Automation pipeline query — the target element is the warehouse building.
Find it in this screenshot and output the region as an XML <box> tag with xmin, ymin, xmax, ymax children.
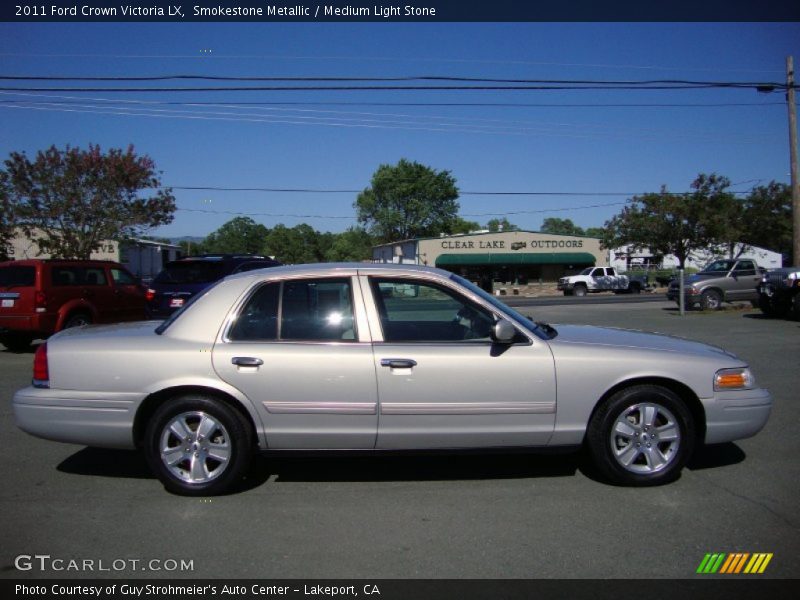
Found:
<box><xmin>373</xmin><ymin>230</ymin><xmax>605</xmax><ymax>287</ymax></box>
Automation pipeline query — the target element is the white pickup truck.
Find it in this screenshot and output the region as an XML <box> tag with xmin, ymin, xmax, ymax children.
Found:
<box><xmin>557</xmin><ymin>267</ymin><xmax>650</xmax><ymax>297</ymax></box>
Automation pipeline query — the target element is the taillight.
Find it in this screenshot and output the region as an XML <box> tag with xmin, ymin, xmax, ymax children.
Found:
<box><xmin>145</xmin><ymin>288</ymin><xmax>156</xmax><ymax>302</ymax></box>
<box><xmin>33</xmin><ymin>343</ymin><xmax>49</xmax><ymax>388</ymax></box>
<box><xmin>35</xmin><ymin>291</ymin><xmax>47</xmax><ymax>307</ymax></box>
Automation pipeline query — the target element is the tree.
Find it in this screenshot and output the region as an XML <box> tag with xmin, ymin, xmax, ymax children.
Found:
<box><xmin>0</xmin><ymin>170</ymin><xmax>17</xmax><ymax>260</ymax></box>
<box><xmin>602</xmin><ymin>174</ymin><xmax>738</xmax><ymax>269</ymax></box>
<box><xmin>325</xmin><ymin>227</ymin><xmax>375</xmax><ymax>262</ymax></box>
<box><xmin>355</xmin><ymin>159</ymin><xmax>460</xmax><ymax>242</ymax></box>
<box><xmin>4</xmin><ymin>144</ymin><xmax>175</xmax><ymax>259</ymax></box>
<box><xmin>486</xmin><ymin>217</ymin><xmax>519</xmax><ymax>232</ymax></box>
<box><xmin>451</xmin><ymin>217</ymin><xmax>481</xmax><ymax>234</ymax></box>
<box><xmin>262</xmin><ymin>223</ymin><xmax>324</xmax><ymax>264</ymax></box>
<box><xmin>203</xmin><ymin>217</ymin><xmax>268</xmax><ymax>255</ymax></box>
<box><xmin>540</xmin><ymin>217</ymin><xmax>585</xmax><ymax>236</ymax></box>
<box><xmin>584</xmin><ymin>227</ymin><xmax>606</xmax><ymax>239</ymax></box>
<box><xmin>740</xmin><ymin>182</ymin><xmax>792</xmax><ymax>264</ymax></box>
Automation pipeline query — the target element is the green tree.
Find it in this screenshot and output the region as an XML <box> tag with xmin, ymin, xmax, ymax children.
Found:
<box><xmin>263</xmin><ymin>223</ymin><xmax>324</xmax><ymax>264</ymax></box>
<box><xmin>203</xmin><ymin>217</ymin><xmax>268</xmax><ymax>255</ymax></box>
<box><xmin>486</xmin><ymin>217</ymin><xmax>519</xmax><ymax>232</ymax></box>
<box><xmin>540</xmin><ymin>217</ymin><xmax>585</xmax><ymax>236</ymax></box>
<box><xmin>4</xmin><ymin>144</ymin><xmax>175</xmax><ymax>259</ymax></box>
<box><xmin>326</xmin><ymin>227</ymin><xmax>375</xmax><ymax>262</ymax></box>
<box><xmin>741</xmin><ymin>182</ymin><xmax>792</xmax><ymax>263</ymax></box>
<box><xmin>0</xmin><ymin>171</ymin><xmax>17</xmax><ymax>260</ymax></box>
<box><xmin>584</xmin><ymin>227</ymin><xmax>606</xmax><ymax>239</ymax></box>
<box><xmin>355</xmin><ymin>159</ymin><xmax>460</xmax><ymax>242</ymax></box>
<box><xmin>602</xmin><ymin>174</ymin><xmax>737</xmax><ymax>269</ymax></box>
<box><xmin>451</xmin><ymin>217</ymin><xmax>481</xmax><ymax>234</ymax></box>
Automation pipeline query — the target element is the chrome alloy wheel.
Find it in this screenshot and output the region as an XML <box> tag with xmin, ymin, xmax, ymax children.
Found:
<box><xmin>609</xmin><ymin>403</ymin><xmax>681</xmax><ymax>474</ymax></box>
<box><xmin>159</xmin><ymin>411</ymin><xmax>232</xmax><ymax>484</ymax></box>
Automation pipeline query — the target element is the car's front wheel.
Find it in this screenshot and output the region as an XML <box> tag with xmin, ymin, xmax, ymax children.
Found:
<box><xmin>587</xmin><ymin>385</ymin><xmax>695</xmax><ymax>486</ymax></box>
<box><xmin>701</xmin><ymin>289</ymin><xmax>723</xmax><ymax>311</ymax></box>
<box><xmin>144</xmin><ymin>395</ymin><xmax>254</xmax><ymax>496</ymax></box>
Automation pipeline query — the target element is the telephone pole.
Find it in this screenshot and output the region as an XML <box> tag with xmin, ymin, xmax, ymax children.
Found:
<box><xmin>788</xmin><ymin>56</ymin><xmax>800</xmax><ymax>266</ymax></box>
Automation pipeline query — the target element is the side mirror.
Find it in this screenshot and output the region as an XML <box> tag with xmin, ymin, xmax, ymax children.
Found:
<box><xmin>492</xmin><ymin>319</ymin><xmax>516</xmax><ymax>344</ymax></box>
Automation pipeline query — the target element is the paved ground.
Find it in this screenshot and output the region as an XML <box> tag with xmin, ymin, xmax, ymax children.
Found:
<box><xmin>1</xmin><ymin>301</ymin><xmax>798</xmax><ymax>580</ymax></box>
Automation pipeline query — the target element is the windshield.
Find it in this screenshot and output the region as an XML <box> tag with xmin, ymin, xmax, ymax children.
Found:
<box><xmin>579</xmin><ymin>267</ymin><xmax>593</xmax><ymax>275</ymax></box>
<box><xmin>701</xmin><ymin>260</ymin><xmax>735</xmax><ymax>274</ymax></box>
<box><xmin>0</xmin><ymin>266</ymin><xmax>35</xmax><ymax>287</ymax></box>
<box><xmin>154</xmin><ymin>261</ymin><xmax>227</xmax><ymax>284</ymax></box>
<box><xmin>155</xmin><ymin>281</ymin><xmax>222</xmax><ymax>334</ymax></box>
<box><xmin>449</xmin><ymin>274</ymin><xmax>555</xmax><ymax>340</ymax></box>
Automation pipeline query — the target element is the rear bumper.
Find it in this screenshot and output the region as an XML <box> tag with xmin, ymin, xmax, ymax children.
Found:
<box><xmin>0</xmin><ymin>313</ymin><xmax>56</xmax><ymax>336</ymax></box>
<box><xmin>13</xmin><ymin>386</ymin><xmax>144</xmax><ymax>449</ymax></box>
<box><xmin>701</xmin><ymin>387</ymin><xmax>772</xmax><ymax>444</ymax></box>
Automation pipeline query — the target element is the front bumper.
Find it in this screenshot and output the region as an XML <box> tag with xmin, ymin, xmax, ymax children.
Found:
<box><xmin>701</xmin><ymin>387</ymin><xmax>772</xmax><ymax>444</ymax></box>
<box><xmin>13</xmin><ymin>386</ymin><xmax>145</xmax><ymax>449</ymax></box>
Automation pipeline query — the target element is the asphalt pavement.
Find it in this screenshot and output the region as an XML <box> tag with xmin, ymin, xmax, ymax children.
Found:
<box><xmin>1</xmin><ymin>299</ymin><xmax>798</xmax><ymax>580</ymax></box>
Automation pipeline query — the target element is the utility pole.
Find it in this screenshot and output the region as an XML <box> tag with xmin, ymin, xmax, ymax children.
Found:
<box><xmin>788</xmin><ymin>56</ymin><xmax>800</xmax><ymax>266</ymax></box>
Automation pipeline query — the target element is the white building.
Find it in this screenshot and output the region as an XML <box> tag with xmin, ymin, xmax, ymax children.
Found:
<box><xmin>609</xmin><ymin>243</ymin><xmax>782</xmax><ymax>272</ymax></box>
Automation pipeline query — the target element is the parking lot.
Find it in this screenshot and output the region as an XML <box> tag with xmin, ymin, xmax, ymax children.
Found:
<box><xmin>1</xmin><ymin>300</ymin><xmax>798</xmax><ymax>580</ymax></box>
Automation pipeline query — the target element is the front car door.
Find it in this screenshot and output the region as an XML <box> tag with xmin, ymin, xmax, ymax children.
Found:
<box><xmin>363</xmin><ymin>273</ymin><xmax>556</xmax><ymax>449</ymax></box>
<box><xmin>212</xmin><ymin>273</ymin><xmax>378</xmax><ymax>449</ymax></box>
<box><xmin>729</xmin><ymin>260</ymin><xmax>761</xmax><ymax>301</ymax></box>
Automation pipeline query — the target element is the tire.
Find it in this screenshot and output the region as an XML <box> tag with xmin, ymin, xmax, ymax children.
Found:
<box><xmin>701</xmin><ymin>289</ymin><xmax>722</xmax><ymax>311</ymax></box>
<box><xmin>629</xmin><ymin>283</ymin><xmax>641</xmax><ymax>294</ymax></box>
<box><xmin>144</xmin><ymin>395</ymin><xmax>254</xmax><ymax>496</ymax></box>
<box><xmin>63</xmin><ymin>312</ymin><xmax>92</xmax><ymax>329</ymax></box>
<box><xmin>0</xmin><ymin>333</ymin><xmax>34</xmax><ymax>352</ymax></box>
<box><xmin>586</xmin><ymin>385</ymin><xmax>695</xmax><ymax>486</ymax></box>
<box><xmin>791</xmin><ymin>293</ymin><xmax>800</xmax><ymax>321</ymax></box>
<box><xmin>573</xmin><ymin>284</ymin><xmax>587</xmax><ymax>298</ymax></box>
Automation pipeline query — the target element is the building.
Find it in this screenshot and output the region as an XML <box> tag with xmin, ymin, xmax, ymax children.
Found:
<box><xmin>5</xmin><ymin>229</ymin><xmax>181</xmax><ymax>283</ymax></box>
<box><xmin>373</xmin><ymin>230</ymin><xmax>605</xmax><ymax>286</ymax></box>
<box><xmin>609</xmin><ymin>243</ymin><xmax>782</xmax><ymax>272</ymax></box>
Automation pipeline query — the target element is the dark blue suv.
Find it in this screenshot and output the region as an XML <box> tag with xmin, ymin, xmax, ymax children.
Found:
<box><xmin>146</xmin><ymin>254</ymin><xmax>281</xmax><ymax>318</ymax></box>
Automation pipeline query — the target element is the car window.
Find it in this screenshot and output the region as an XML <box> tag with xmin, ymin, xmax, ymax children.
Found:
<box><xmin>0</xmin><ymin>265</ymin><xmax>35</xmax><ymax>287</ymax></box>
<box><xmin>733</xmin><ymin>261</ymin><xmax>756</xmax><ymax>276</ymax></box>
<box><xmin>111</xmin><ymin>268</ymin><xmax>136</xmax><ymax>285</ymax></box>
<box><xmin>701</xmin><ymin>260</ymin><xmax>735</xmax><ymax>273</ymax></box>
<box><xmin>229</xmin><ymin>278</ymin><xmax>356</xmax><ymax>342</ymax></box>
<box><xmin>370</xmin><ymin>278</ymin><xmax>495</xmax><ymax>343</ymax></box>
<box><xmin>154</xmin><ymin>261</ymin><xmax>227</xmax><ymax>284</ymax></box>
<box><xmin>51</xmin><ymin>266</ymin><xmax>107</xmax><ymax>286</ymax></box>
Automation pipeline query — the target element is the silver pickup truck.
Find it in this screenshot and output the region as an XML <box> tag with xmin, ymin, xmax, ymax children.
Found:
<box><xmin>667</xmin><ymin>259</ymin><xmax>765</xmax><ymax>310</ymax></box>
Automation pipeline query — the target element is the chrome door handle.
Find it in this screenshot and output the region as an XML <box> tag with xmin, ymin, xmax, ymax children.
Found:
<box><xmin>380</xmin><ymin>358</ymin><xmax>417</xmax><ymax>369</ymax></box>
<box><xmin>232</xmin><ymin>356</ymin><xmax>264</xmax><ymax>367</ymax></box>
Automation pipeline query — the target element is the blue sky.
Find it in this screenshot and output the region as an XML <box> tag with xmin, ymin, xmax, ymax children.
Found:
<box><xmin>1</xmin><ymin>22</ymin><xmax>798</xmax><ymax>238</ymax></box>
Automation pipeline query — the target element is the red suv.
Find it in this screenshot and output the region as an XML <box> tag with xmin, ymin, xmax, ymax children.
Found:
<box><xmin>0</xmin><ymin>259</ymin><xmax>146</xmax><ymax>351</ymax></box>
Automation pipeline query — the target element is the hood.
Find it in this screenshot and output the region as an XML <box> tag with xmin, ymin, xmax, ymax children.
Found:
<box><xmin>548</xmin><ymin>324</ymin><xmax>739</xmax><ymax>360</ymax></box>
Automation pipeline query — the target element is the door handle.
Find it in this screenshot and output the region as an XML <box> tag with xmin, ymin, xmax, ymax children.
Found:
<box><xmin>232</xmin><ymin>356</ymin><xmax>264</xmax><ymax>367</ymax></box>
<box><xmin>380</xmin><ymin>358</ymin><xmax>417</xmax><ymax>369</ymax></box>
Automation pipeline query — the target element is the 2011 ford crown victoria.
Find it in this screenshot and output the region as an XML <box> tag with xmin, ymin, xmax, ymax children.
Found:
<box><xmin>13</xmin><ymin>264</ymin><xmax>771</xmax><ymax>495</ymax></box>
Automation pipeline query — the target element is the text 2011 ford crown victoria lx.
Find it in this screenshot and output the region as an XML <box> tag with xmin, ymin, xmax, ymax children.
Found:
<box><xmin>13</xmin><ymin>264</ymin><xmax>771</xmax><ymax>495</ymax></box>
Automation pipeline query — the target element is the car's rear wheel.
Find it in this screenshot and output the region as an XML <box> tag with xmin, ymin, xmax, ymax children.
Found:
<box><xmin>587</xmin><ymin>385</ymin><xmax>695</xmax><ymax>486</ymax></box>
<box><xmin>701</xmin><ymin>289</ymin><xmax>722</xmax><ymax>311</ymax></box>
<box><xmin>144</xmin><ymin>395</ymin><xmax>253</xmax><ymax>496</ymax></box>
<box><xmin>63</xmin><ymin>312</ymin><xmax>92</xmax><ymax>329</ymax></box>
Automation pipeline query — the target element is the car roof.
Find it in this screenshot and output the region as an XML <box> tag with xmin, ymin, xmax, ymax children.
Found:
<box><xmin>224</xmin><ymin>262</ymin><xmax>452</xmax><ymax>282</ymax></box>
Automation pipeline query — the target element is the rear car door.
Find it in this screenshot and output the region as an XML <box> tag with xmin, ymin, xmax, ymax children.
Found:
<box><xmin>212</xmin><ymin>274</ymin><xmax>379</xmax><ymax>449</ymax></box>
<box><xmin>364</xmin><ymin>274</ymin><xmax>556</xmax><ymax>449</ymax></box>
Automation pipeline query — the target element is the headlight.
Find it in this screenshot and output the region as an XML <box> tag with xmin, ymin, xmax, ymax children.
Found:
<box><xmin>714</xmin><ymin>367</ymin><xmax>755</xmax><ymax>391</ymax></box>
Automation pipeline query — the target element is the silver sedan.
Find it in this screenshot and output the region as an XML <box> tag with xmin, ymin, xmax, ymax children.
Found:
<box><xmin>13</xmin><ymin>263</ymin><xmax>772</xmax><ymax>495</ymax></box>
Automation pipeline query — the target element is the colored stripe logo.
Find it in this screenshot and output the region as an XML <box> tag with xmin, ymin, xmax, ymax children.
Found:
<box><xmin>696</xmin><ymin>553</ymin><xmax>773</xmax><ymax>574</ymax></box>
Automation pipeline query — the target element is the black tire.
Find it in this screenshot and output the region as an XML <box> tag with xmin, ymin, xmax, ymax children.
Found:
<box><xmin>0</xmin><ymin>333</ymin><xmax>34</xmax><ymax>352</ymax></box>
<box><xmin>701</xmin><ymin>289</ymin><xmax>722</xmax><ymax>311</ymax></box>
<box><xmin>144</xmin><ymin>395</ymin><xmax>254</xmax><ymax>496</ymax></box>
<box><xmin>791</xmin><ymin>293</ymin><xmax>800</xmax><ymax>321</ymax></box>
<box><xmin>629</xmin><ymin>283</ymin><xmax>641</xmax><ymax>294</ymax></box>
<box><xmin>586</xmin><ymin>385</ymin><xmax>695</xmax><ymax>486</ymax></box>
<box><xmin>573</xmin><ymin>284</ymin><xmax>587</xmax><ymax>298</ymax></box>
<box><xmin>63</xmin><ymin>312</ymin><xmax>92</xmax><ymax>329</ymax></box>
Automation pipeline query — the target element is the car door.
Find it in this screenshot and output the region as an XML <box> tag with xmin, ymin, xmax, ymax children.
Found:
<box><xmin>109</xmin><ymin>266</ymin><xmax>145</xmax><ymax>321</ymax></box>
<box><xmin>363</xmin><ymin>275</ymin><xmax>556</xmax><ymax>449</ymax></box>
<box><xmin>729</xmin><ymin>260</ymin><xmax>761</xmax><ymax>301</ymax></box>
<box><xmin>212</xmin><ymin>275</ymin><xmax>379</xmax><ymax>449</ymax></box>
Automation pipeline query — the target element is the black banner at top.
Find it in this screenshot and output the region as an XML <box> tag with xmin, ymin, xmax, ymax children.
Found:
<box><xmin>3</xmin><ymin>1</ymin><xmax>800</xmax><ymax>23</ymax></box>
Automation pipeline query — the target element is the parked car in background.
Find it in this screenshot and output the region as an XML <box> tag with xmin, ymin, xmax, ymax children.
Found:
<box><xmin>0</xmin><ymin>259</ymin><xmax>145</xmax><ymax>352</ymax></box>
<box><xmin>667</xmin><ymin>259</ymin><xmax>766</xmax><ymax>310</ymax></box>
<box><xmin>13</xmin><ymin>263</ymin><xmax>771</xmax><ymax>495</ymax></box>
<box><xmin>757</xmin><ymin>266</ymin><xmax>800</xmax><ymax>320</ymax></box>
<box><xmin>145</xmin><ymin>254</ymin><xmax>281</xmax><ymax>318</ymax></box>
<box><xmin>557</xmin><ymin>266</ymin><xmax>650</xmax><ymax>296</ymax></box>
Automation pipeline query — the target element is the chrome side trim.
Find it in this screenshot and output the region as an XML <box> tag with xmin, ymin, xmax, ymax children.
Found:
<box><xmin>263</xmin><ymin>401</ymin><xmax>377</xmax><ymax>415</ymax></box>
<box><xmin>381</xmin><ymin>401</ymin><xmax>556</xmax><ymax>415</ymax></box>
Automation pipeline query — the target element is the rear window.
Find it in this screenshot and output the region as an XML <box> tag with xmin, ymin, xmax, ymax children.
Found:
<box><xmin>0</xmin><ymin>265</ymin><xmax>36</xmax><ymax>287</ymax></box>
<box><xmin>154</xmin><ymin>261</ymin><xmax>228</xmax><ymax>284</ymax></box>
